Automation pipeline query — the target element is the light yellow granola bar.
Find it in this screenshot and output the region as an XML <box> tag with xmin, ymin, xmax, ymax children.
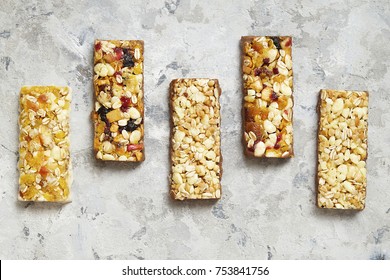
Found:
<box><xmin>170</xmin><ymin>78</ymin><xmax>222</xmax><ymax>200</ymax></box>
<box><xmin>317</xmin><ymin>90</ymin><xmax>368</xmax><ymax>210</ymax></box>
<box><xmin>18</xmin><ymin>86</ymin><xmax>72</xmax><ymax>202</ymax></box>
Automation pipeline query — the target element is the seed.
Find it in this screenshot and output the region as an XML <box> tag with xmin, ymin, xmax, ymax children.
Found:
<box><xmin>264</xmin><ymin>120</ymin><xmax>276</xmax><ymax>133</ymax></box>
<box><xmin>254</xmin><ymin>141</ymin><xmax>265</xmax><ymax>157</ymax></box>
<box><xmin>130</xmin><ymin>130</ymin><xmax>141</xmax><ymax>144</ymax></box>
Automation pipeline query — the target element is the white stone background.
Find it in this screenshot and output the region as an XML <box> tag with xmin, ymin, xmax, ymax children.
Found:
<box><xmin>0</xmin><ymin>0</ymin><xmax>389</xmax><ymax>260</ymax></box>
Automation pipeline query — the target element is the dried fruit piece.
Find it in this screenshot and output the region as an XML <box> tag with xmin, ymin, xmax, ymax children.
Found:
<box><xmin>123</xmin><ymin>48</ymin><xmax>134</xmax><ymax>68</ymax></box>
<box><xmin>93</xmin><ymin>40</ymin><xmax>144</xmax><ymax>162</ymax></box>
<box><xmin>241</xmin><ymin>36</ymin><xmax>294</xmax><ymax>158</ymax></box>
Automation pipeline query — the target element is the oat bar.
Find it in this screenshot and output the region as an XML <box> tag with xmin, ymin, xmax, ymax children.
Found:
<box><xmin>170</xmin><ymin>79</ymin><xmax>222</xmax><ymax>200</ymax></box>
<box><xmin>317</xmin><ymin>90</ymin><xmax>368</xmax><ymax>210</ymax></box>
<box><xmin>18</xmin><ymin>86</ymin><xmax>72</xmax><ymax>202</ymax></box>
<box><xmin>241</xmin><ymin>36</ymin><xmax>294</xmax><ymax>158</ymax></box>
<box><xmin>93</xmin><ymin>40</ymin><xmax>144</xmax><ymax>161</ymax></box>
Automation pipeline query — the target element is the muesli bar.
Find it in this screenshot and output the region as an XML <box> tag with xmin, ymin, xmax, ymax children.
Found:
<box><xmin>170</xmin><ymin>79</ymin><xmax>222</xmax><ymax>200</ymax></box>
<box><xmin>317</xmin><ymin>90</ymin><xmax>368</xmax><ymax>210</ymax></box>
<box><xmin>93</xmin><ymin>40</ymin><xmax>144</xmax><ymax>161</ymax></box>
<box><xmin>241</xmin><ymin>36</ymin><xmax>294</xmax><ymax>158</ymax></box>
<box><xmin>18</xmin><ymin>86</ymin><xmax>72</xmax><ymax>202</ymax></box>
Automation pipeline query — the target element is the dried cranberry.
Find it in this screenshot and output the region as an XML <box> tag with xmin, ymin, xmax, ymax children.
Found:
<box><xmin>114</xmin><ymin>47</ymin><xmax>123</xmax><ymax>60</ymax></box>
<box><xmin>122</xmin><ymin>48</ymin><xmax>134</xmax><ymax>67</ymax></box>
<box><xmin>120</xmin><ymin>96</ymin><xmax>131</xmax><ymax>112</ymax></box>
<box><xmin>271</xmin><ymin>91</ymin><xmax>279</xmax><ymax>101</ymax></box>
<box><xmin>94</xmin><ymin>42</ymin><xmax>102</xmax><ymax>51</ymax></box>
<box><xmin>263</xmin><ymin>58</ymin><xmax>270</xmax><ymax>65</ymax></box>
<box><xmin>274</xmin><ymin>134</ymin><xmax>282</xmax><ymax>149</ymax></box>
<box><xmin>271</xmin><ymin>36</ymin><xmax>281</xmax><ymax>49</ymax></box>
<box><xmin>285</xmin><ymin>38</ymin><xmax>292</xmax><ymax>47</ymax></box>
<box><xmin>127</xmin><ymin>144</ymin><xmax>143</xmax><ymax>152</ymax></box>
<box><xmin>273</xmin><ymin>68</ymin><xmax>279</xmax><ymax>75</ymax></box>
<box><xmin>97</xmin><ymin>106</ymin><xmax>111</xmax><ymax>122</ymax></box>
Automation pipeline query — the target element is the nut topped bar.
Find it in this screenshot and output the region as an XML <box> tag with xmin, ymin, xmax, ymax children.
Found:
<box><xmin>18</xmin><ymin>86</ymin><xmax>72</xmax><ymax>202</ymax></box>
<box><xmin>93</xmin><ymin>40</ymin><xmax>144</xmax><ymax>161</ymax></box>
<box><xmin>317</xmin><ymin>90</ymin><xmax>368</xmax><ymax>210</ymax></box>
<box><xmin>241</xmin><ymin>36</ymin><xmax>294</xmax><ymax>158</ymax></box>
<box><xmin>170</xmin><ymin>79</ymin><xmax>222</xmax><ymax>200</ymax></box>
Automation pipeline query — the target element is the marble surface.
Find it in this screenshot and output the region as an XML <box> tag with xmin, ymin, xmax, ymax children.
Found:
<box><xmin>0</xmin><ymin>0</ymin><xmax>389</xmax><ymax>260</ymax></box>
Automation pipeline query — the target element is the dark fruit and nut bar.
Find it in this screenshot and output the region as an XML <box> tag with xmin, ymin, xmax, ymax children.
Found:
<box><xmin>170</xmin><ymin>79</ymin><xmax>222</xmax><ymax>200</ymax></box>
<box><xmin>241</xmin><ymin>36</ymin><xmax>294</xmax><ymax>158</ymax></box>
<box><xmin>18</xmin><ymin>86</ymin><xmax>72</xmax><ymax>202</ymax></box>
<box><xmin>93</xmin><ymin>40</ymin><xmax>144</xmax><ymax>161</ymax></box>
<box><xmin>317</xmin><ymin>90</ymin><xmax>368</xmax><ymax>210</ymax></box>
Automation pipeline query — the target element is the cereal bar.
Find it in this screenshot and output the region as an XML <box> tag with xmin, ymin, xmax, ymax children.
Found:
<box><xmin>18</xmin><ymin>86</ymin><xmax>72</xmax><ymax>202</ymax></box>
<box><xmin>241</xmin><ymin>36</ymin><xmax>294</xmax><ymax>158</ymax></box>
<box><xmin>170</xmin><ymin>79</ymin><xmax>222</xmax><ymax>200</ymax></box>
<box><xmin>317</xmin><ymin>90</ymin><xmax>368</xmax><ymax>210</ymax></box>
<box><xmin>93</xmin><ymin>40</ymin><xmax>144</xmax><ymax>161</ymax></box>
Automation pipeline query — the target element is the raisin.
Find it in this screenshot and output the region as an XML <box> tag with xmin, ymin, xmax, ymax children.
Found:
<box><xmin>271</xmin><ymin>91</ymin><xmax>279</xmax><ymax>101</ymax></box>
<box><xmin>94</xmin><ymin>42</ymin><xmax>101</xmax><ymax>51</ymax></box>
<box><xmin>98</xmin><ymin>84</ymin><xmax>108</xmax><ymax>93</ymax></box>
<box><xmin>97</xmin><ymin>106</ymin><xmax>111</xmax><ymax>122</ymax></box>
<box><xmin>119</xmin><ymin>119</ymin><xmax>139</xmax><ymax>132</ymax></box>
<box><xmin>104</xmin><ymin>126</ymin><xmax>111</xmax><ymax>135</ymax></box>
<box><xmin>114</xmin><ymin>47</ymin><xmax>123</xmax><ymax>60</ymax></box>
<box><xmin>126</xmin><ymin>119</ymin><xmax>139</xmax><ymax>132</ymax></box>
<box><xmin>122</xmin><ymin>48</ymin><xmax>134</xmax><ymax>67</ymax></box>
<box><xmin>263</xmin><ymin>58</ymin><xmax>270</xmax><ymax>65</ymax></box>
<box><xmin>254</xmin><ymin>67</ymin><xmax>272</xmax><ymax>77</ymax></box>
<box><xmin>245</xmin><ymin>122</ymin><xmax>263</xmax><ymax>140</ymax></box>
<box><xmin>273</xmin><ymin>67</ymin><xmax>279</xmax><ymax>75</ymax></box>
<box><xmin>285</xmin><ymin>38</ymin><xmax>292</xmax><ymax>47</ymax></box>
<box><xmin>270</xmin><ymin>36</ymin><xmax>281</xmax><ymax>49</ymax></box>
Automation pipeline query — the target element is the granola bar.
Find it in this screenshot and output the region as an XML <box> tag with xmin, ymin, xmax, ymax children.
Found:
<box><xmin>317</xmin><ymin>90</ymin><xmax>368</xmax><ymax>210</ymax></box>
<box><xmin>170</xmin><ymin>79</ymin><xmax>222</xmax><ymax>200</ymax></box>
<box><xmin>18</xmin><ymin>86</ymin><xmax>72</xmax><ymax>202</ymax></box>
<box><xmin>93</xmin><ymin>40</ymin><xmax>144</xmax><ymax>161</ymax></box>
<box><xmin>241</xmin><ymin>36</ymin><xmax>294</xmax><ymax>158</ymax></box>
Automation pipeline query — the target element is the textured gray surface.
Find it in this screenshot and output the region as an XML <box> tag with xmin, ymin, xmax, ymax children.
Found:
<box><xmin>0</xmin><ymin>0</ymin><xmax>389</xmax><ymax>260</ymax></box>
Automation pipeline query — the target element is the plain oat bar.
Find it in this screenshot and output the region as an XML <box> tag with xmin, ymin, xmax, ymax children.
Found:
<box><xmin>93</xmin><ymin>40</ymin><xmax>144</xmax><ymax>161</ymax></box>
<box><xmin>18</xmin><ymin>86</ymin><xmax>72</xmax><ymax>202</ymax></box>
<box><xmin>170</xmin><ymin>79</ymin><xmax>222</xmax><ymax>200</ymax></box>
<box><xmin>317</xmin><ymin>90</ymin><xmax>368</xmax><ymax>210</ymax></box>
<box><xmin>241</xmin><ymin>36</ymin><xmax>294</xmax><ymax>158</ymax></box>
